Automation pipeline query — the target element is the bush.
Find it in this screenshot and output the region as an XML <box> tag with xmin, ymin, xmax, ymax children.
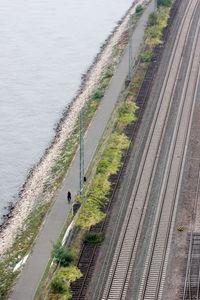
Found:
<box><xmin>84</xmin><ymin>232</ymin><xmax>103</xmax><ymax>244</ymax></box>
<box><xmin>158</xmin><ymin>0</ymin><xmax>172</xmax><ymax>7</ymax></box>
<box><xmin>140</xmin><ymin>49</ymin><xmax>153</xmax><ymax>62</ymax></box>
<box><xmin>135</xmin><ymin>4</ymin><xmax>143</xmax><ymax>14</ymax></box>
<box><xmin>104</xmin><ymin>70</ymin><xmax>113</xmax><ymax>78</ymax></box>
<box><xmin>51</xmin><ymin>241</ymin><xmax>74</xmax><ymax>267</ymax></box>
<box><xmin>147</xmin><ymin>12</ymin><xmax>158</xmax><ymax>26</ymax></box>
<box><xmin>93</xmin><ymin>89</ymin><xmax>103</xmax><ymax>99</ymax></box>
<box><xmin>50</xmin><ymin>276</ymin><xmax>66</xmax><ymax>294</ymax></box>
<box><xmin>100</xmin><ymin>78</ymin><xmax>109</xmax><ymax>89</ymax></box>
<box><xmin>50</xmin><ymin>266</ymin><xmax>82</xmax><ymax>298</ymax></box>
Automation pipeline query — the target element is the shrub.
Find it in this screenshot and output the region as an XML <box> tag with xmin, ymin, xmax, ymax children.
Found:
<box><xmin>50</xmin><ymin>276</ymin><xmax>66</xmax><ymax>294</ymax></box>
<box><xmin>145</xmin><ymin>25</ymin><xmax>163</xmax><ymax>46</ymax></box>
<box><xmin>104</xmin><ymin>70</ymin><xmax>113</xmax><ymax>78</ymax></box>
<box><xmin>93</xmin><ymin>89</ymin><xmax>102</xmax><ymax>99</ymax></box>
<box><xmin>50</xmin><ymin>266</ymin><xmax>82</xmax><ymax>298</ymax></box>
<box><xmin>51</xmin><ymin>241</ymin><xmax>74</xmax><ymax>267</ymax></box>
<box><xmin>100</xmin><ymin>78</ymin><xmax>109</xmax><ymax>89</ymax></box>
<box><xmin>84</xmin><ymin>232</ymin><xmax>104</xmax><ymax>244</ymax></box>
<box><xmin>140</xmin><ymin>49</ymin><xmax>153</xmax><ymax>62</ymax></box>
<box><xmin>158</xmin><ymin>0</ymin><xmax>172</xmax><ymax>7</ymax></box>
<box><xmin>147</xmin><ymin>12</ymin><xmax>158</xmax><ymax>26</ymax></box>
<box><xmin>135</xmin><ymin>4</ymin><xmax>143</xmax><ymax>14</ymax></box>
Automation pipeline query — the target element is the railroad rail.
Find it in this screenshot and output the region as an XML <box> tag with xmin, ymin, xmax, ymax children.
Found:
<box><xmin>99</xmin><ymin>1</ymin><xmax>200</xmax><ymax>299</ymax></box>
<box><xmin>70</xmin><ymin>8</ymin><xmax>167</xmax><ymax>300</ymax></box>
<box><xmin>71</xmin><ymin>0</ymin><xmax>200</xmax><ymax>299</ymax></box>
<box><xmin>183</xmin><ymin>167</ymin><xmax>200</xmax><ymax>300</ymax></box>
<box><xmin>71</xmin><ymin>39</ymin><xmax>160</xmax><ymax>300</ymax></box>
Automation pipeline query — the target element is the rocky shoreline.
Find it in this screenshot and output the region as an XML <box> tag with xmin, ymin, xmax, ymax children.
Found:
<box><xmin>0</xmin><ymin>0</ymin><xmax>147</xmax><ymax>255</ymax></box>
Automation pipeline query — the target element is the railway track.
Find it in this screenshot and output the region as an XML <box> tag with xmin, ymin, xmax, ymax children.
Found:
<box><xmin>98</xmin><ymin>1</ymin><xmax>200</xmax><ymax>299</ymax></box>
<box><xmin>71</xmin><ymin>0</ymin><xmax>200</xmax><ymax>299</ymax></box>
<box><xmin>71</xmin><ymin>37</ymin><xmax>159</xmax><ymax>300</ymax></box>
<box><xmin>182</xmin><ymin>165</ymin><xmax>200</xmax><ymax>299</ymax></box>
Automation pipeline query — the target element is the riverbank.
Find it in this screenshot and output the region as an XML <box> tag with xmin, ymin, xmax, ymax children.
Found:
<box><xmin>0</xmin><ymin>0</ymin><xmax>148</xmax><ymax>256</ymax></box>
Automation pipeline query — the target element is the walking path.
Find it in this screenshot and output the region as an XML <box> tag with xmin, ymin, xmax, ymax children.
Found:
<box><xmin>9</xmin><ymin>2</ymin><xmax>154</xmax><ymax>299</ymax></box>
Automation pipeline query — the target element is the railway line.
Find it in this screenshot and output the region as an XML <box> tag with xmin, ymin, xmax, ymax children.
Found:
<box><xmin>71</xmin><ymin>0</ymin><xmax>200</xmax><ymax>299</ymax></box>
<box><xmin>183</xmin><ymin>166</ymin><xmax>200</xmax><ymax>300</ymax></box>
<box><xmin>96</xmin><ymin>1</ymin><xmax>200</xmax><ymax>299</ymax></box>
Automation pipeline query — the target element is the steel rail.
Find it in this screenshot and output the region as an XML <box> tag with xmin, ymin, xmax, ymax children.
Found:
<box><xmin>74</xmin><ymin>28</ymin><xmax>156</xmax><ymax>300</ymax></box>
<box><xmin>140</xmin><ymin>20</ymin><xmax>200</xmax><ymax>300</ymax></box>
<box><xmin>183</xmin><ymin>145</ymin><xmax>200</xmax><ymax>298</ymax></box>
<box><xmin>196</xmin><ymin>258</ymin><xmax>200</xmax><ymax>299</ymax></box>
<box><xmin>103</xmin><ymin>1</ymin><xmax>197</xmax><ymax>299</ymax></box>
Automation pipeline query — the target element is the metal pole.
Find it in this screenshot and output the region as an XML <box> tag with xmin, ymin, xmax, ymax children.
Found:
<box><xmin>129</xmin><ymin>14</ymin><xmax>133</xmax><ymax>82</ymax></box>
<box><xmin>155</xmin><ymin>0</ymin><xmax>157</xmax><ymax>11</ymax></box>
<box><xmin>79</xmin><ymin>108</ymin><xmax>84</xmax><ymax>202</ymax></box>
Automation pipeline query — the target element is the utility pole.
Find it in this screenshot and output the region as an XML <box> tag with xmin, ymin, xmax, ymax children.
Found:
<box><xmin>155</xmin><ymin>0</ymin><xmax>157</xmax><ymax>11</ymax></box>
<box><xmin>128</xmin><ymin>14</ymin><xmax>133</xmax><ymax>82</ymax></box>
<box><xmin>79</xmin><ymin>108</ymin><xmax>84</xmax><ymax>202</ymax></box>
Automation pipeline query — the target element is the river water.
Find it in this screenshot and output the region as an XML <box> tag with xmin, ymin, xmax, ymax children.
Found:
<box><xmin>0</xmin><ymin>0</ymin><xmax>135</xmax><ymax>220</ymax></box>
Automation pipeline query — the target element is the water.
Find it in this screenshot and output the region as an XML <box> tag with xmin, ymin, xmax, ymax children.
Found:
<box><xmin>0</xmin><ymin>0</ymin><xmax>134</xmax><ymax>219</ymax></box>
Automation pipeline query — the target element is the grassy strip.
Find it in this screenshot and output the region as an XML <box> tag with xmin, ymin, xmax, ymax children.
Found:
<box><xmin>77</xmin><ymin>101</ymin><xmax>138</xmax><ymax>228</ymax></box>
<box><xmin>0</xmin><ymin>203</ymin><xmax>51</xmax><ymax>299</ymax></box>
<box><xmin>46</xmin><ymin>99</ymin><xmax>138</xmax><ymax>300</ymax></box>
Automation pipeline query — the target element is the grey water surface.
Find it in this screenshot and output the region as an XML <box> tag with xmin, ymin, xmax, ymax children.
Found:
<box><xmin>0</xmin><ymin>0</ymin><xmax>135</xmax><ymax>221</ymax></box>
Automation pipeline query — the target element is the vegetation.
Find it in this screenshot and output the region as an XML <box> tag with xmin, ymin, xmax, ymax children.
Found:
<box><xmin>84</xmin><ymin>232</ymin><xmax>103</xmax><ymax>244</ymax></box>
<box><xmin>158</xmin><ymin>0</ymin><xmax>172</xmax><ymax>7</ymax></box>
<box><xmin>77</xmin><ymin>101</ymin><xmax>138</xmax><ymax>228</ymax></box>
<box><xmin>51</xmin><ymin>241</ymin><xmax>74</xmax><ymax>267</ymax></box>
<box><xmin>145</xmin><ymin>6</ymin><xmax>170</xmax><ymax>47</ymax></box>
<box><xmin>50</xmin><ymin>266</ymin><xmax>82</xmax><ymax>299</ymax></box>
<box><xmin>135</xmin><ymin>4</ymin><xmax>143</xmax><ymax>14</ymax></box>
<box><xmin>140</xmin><ymin>49</ymin><xmax>153</xmax><ymax>62</ymax></box>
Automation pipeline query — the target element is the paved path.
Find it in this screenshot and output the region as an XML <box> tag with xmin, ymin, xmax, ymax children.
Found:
<box><xmin>9</xmin><ymin>2</ymin><xmax>154</xmax><ymax>299</ymax></box>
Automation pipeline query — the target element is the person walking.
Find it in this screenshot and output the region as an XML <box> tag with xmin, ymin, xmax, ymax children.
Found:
<box><xmin>67</xmin><ymin>191</ymin><xmax>71</xmax><ymax>203</ymax></box>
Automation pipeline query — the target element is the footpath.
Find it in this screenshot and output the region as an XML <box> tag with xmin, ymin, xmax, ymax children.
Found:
<box><xmin>9</xmin><ymin>1</ymin><xmax>154</xmax><ymax>299</ymax></box>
